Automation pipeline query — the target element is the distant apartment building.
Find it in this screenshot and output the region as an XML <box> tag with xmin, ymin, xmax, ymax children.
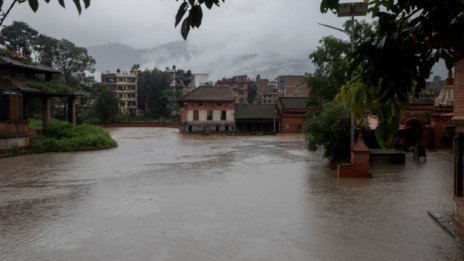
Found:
<box><xmin>192</xmin><ymin>73</ymin><xmax>210</xmax><ymax>88</ymax></box>
<box><xmin>101</xmin><ymin>69</ymin><xmax>138</xmax><ymax>115</ymax></box>
<box><xmin>255</xmin><ymin>75</ymin><xmax>279</xmax><ymax>104</ymax></box>
<box><xmin>277</xmin><ymin>75</ymin><xmax>309</xmax><ymax>97</ymax></box>
<box><xmin>178</xmin><ymin>86</ymin><xmax>235</xmax><ymax>133</ymax></box>
<box><xmin>216</xmin><ymin>75</ymin><xmax>254</xmax><ymax>104</ymax></box>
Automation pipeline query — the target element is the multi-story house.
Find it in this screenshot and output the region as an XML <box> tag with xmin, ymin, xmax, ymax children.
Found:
<box><xmin>101</xmin><ymin>69</ymin><xmax>138</xmax><ymax>115</ymax></box>
<box><xmin>277</xmin><ymin>75</ymin><xmax>309</xmax><ymax>98</ymax></box>
<box><xmin>178</xmin><ymin>86</ymin><xmax>235</xmax><ymax>133</ymax></box>
<box><xmin>216</xmin><ymin>75</ymin><xmax>251</xmax><ymax>104</ymax></box>
<box><xmin>255</xmin><ymin>75</ymin><xmax>279</xmax><ymax>104</ymax></box>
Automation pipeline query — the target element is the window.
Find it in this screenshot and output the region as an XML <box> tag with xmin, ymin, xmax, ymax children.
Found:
<box><xmin>193</xmin><ymin>110</ymin><xmax>199</xmax><ymax>121</ymax></box>
<box><xmin>221</xmin><ymin>111</ymin><xmax>226</xmax><ymax>120</ymax></box>
<box><xmin>207</xmin><ymin>110</ymin><xmax>213</xmax><ymax>121</ymax></box>
<box><xmin>216</xmin><ymin>102</ymin><xmax>222</xmax><ymax>106</ymax></box>
<box><xmin>198</xmin><ymin>103</ymin><xmax>203</xmax><ymax>106</ymax></box>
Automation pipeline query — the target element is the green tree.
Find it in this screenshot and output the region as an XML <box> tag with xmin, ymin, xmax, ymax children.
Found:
<box><xmin>0</xmin><ymin>21</ymin><xmax>38</xmax><ymax>57</ymax></box>
<box><xmin>306</xmin><ymin>35</ymin><xmax>350</xmax><ymax>108</ymax></box>
<box><xmin>52</xmin><ymin>38</ymin><xmax>96</xmax><ymax>89</ymax></box>
<box><xmin>137</xmin><ymin>69</ymin><xmax>170</xmax><ymax>119</ymax></box>
<box><xmin>1</xmin><ymin>21</ymin><xmax>96</xmax><ymax>90</ymax></box>
<box><xmin>320</xmin><ymin>0</ymin><xmax>464</xmax><ymax>103</ymax></box>
<box><xmin>305</xmin><ymin>101</ymin><xmax>351</xmax><ymax>161</ymax></box>
<box><xmin>34</xmin><ymin>34</ymin><xmax>59</xmax><ymax>66</ymax></box>
<box><xmin>94</xmin><ymin>84</ymin><xmax>119</xmax><ymax>123</ymax></box>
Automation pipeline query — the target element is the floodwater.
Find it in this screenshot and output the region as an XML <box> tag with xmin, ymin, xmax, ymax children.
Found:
<box><xmin>0</xmin><ymin>127</ymin><xmax>462</xmax><ymax>261</ymax></box>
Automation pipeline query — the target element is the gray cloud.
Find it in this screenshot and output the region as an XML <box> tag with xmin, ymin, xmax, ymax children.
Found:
<box><xmin>4</xmin><ymin>0</ymin><xmax>447</xmax><ymax>81</ymax></box>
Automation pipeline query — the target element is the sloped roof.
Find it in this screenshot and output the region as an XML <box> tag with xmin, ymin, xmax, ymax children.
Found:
<box><xmin>0</xmin><ymin>78</ymin><xmax>77</xmax><ymax>97</ymax></box>
<box><xmin>434</xmin><ymin>84</ymin><xmax>453</xmax><ymax>107</ymax></box>
<box><xmin>178</xmin><ymin>86</ymin><xmax>234</xmax><ymax>103</ymax></box>
<box><xmin>0</xmin><ymin>56</ymin><xmax>61</xmax><ymax>74</ymax></box>
<box><xmin>278</xmin><ymin>97</ymin><xmax>307</xmax><ymax>109</ymax></box>
<box><xmin>235</xmin><ymin>104</ymin><xmax>276</xmax><ymax>119</ymax></box>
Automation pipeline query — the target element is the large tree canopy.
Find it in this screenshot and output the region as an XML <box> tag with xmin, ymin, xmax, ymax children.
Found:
<box><xmin>320</xmin><ymin>0</ymin><xmax>464</xmax><ymax>103</ymax></box>
<box><xmin>0</xmin><ymin>21</ymin><xmax>37</xmax><ymax>57</ymax></box>
<box><xmin>0</xmin><ymin>21</ymin><xmax>96</xmax><ymax>90</ymax></box>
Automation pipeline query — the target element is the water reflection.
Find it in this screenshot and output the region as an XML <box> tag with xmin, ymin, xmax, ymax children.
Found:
<box><xmin>0</xmin><ymin>128</ymin><xmax>462</xmax><ymax>260</ymax></box>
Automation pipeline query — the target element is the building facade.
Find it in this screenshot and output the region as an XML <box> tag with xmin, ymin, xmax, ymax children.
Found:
<box><xmin>277</xmin><ymin>75</ymin><xmax>310</xmax><ymax>98</ymax></box>
<box><xmin>216</xmin><ymin>75</ymin><xmax>252</xmax><ymax>104</ymax></box>
<box><xmin>276</xmin><ymin>97</ymin><xmax>313</xmax><ymax>133</ymax></box>
<box><xmin>178</xmin><ymin>86</ymin><xmax>235</xmax><ymax>133</ymax></box>
<box><xmin>101</xmin><ymin>69</ymin><xmax>138</xmax><ymax>115</ymax></box>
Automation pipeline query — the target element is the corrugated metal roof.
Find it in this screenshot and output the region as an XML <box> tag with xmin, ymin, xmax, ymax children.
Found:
<box><xmin>178</xmin><ymin>86</ymin><xmax>234</xmax><ymax>103</ymax></box>
<box><xmin>235</xmin><ymin>104</ymin><xmax>276</xmax><ymax>119</ymax></box>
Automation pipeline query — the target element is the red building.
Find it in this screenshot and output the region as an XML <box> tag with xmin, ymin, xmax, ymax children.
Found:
<box><xmin>276</xmin><ymin>97</ymin><xmax>313</xmax><ymax>133</ymax></box>
<box><xmin>277</xmin><ymin>75</ymin><xmax>310</xmax><ymax>98</ymax></box>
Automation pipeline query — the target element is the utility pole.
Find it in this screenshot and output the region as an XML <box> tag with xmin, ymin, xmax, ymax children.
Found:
<box><xmin>319</xmin><ymin>1</ymin><xmax>367</xmax><ymax>158</ymax></box>
<box><xmin>338</xmin><ymin>2</ymin><xmax>367</xmax><ymax>149</ymax></box>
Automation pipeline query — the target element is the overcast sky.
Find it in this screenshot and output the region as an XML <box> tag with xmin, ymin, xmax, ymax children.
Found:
<box><xmin>4</xmin><ymin>0</ymin><xmax>446</xmax><ymax>80</ymax></box>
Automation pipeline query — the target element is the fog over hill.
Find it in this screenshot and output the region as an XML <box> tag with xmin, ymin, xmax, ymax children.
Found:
<box><xmin>87</xmin><ymin>41</ymin><xmax>312</xmax><ymax>81</ymax></box>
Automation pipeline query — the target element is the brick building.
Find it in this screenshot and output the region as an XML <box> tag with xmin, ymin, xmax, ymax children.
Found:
<box><xmin>255</xmin><ymin>75</ymin><xmax>279</xmax><ymax>104</ymax></box>
<box><xmin>276</xmin><ymin>97</ymin><xmax>314</xmax><ymax>133</ymax></box>
<box><xmin>178</xmin><ymin>86</ymin><xmax>235</xmax><ymax>133</ymax></box>
<box><xmin>216</xmin><ymin>75</ymin><xmax>253</xmax><ymax>104</ymax></box>
<box><xmin>277</xmin><ymin>75</ymin><xmax>310</xmax><ymax>98</ymax></box>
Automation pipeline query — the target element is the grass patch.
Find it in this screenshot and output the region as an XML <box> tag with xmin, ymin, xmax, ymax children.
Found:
<box><xmin>29</xmin><ymin>120</ymin><xmax>117</xmax><ymax>153</ymax></box>
<box><xmin>28</xmin><ymin>118</ymin><xmax>43</xmax><ymax>130</ymax></box>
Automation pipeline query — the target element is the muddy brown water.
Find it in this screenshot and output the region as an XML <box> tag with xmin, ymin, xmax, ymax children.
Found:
<box><xmin>0</xmin><ymin>127</ymin><xmax>463</xmax><ymax>260</ymax></box>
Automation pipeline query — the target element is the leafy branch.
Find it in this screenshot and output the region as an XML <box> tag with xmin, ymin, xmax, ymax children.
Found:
<box><xmin>0</xmin><ymin>0</ymin><xmax>91</xmax><ymax>26</ymax></box>
<box><xmin>175</xmin><ymin>0</ymin><xmax>225</xmax><ymax>40</ymax></box>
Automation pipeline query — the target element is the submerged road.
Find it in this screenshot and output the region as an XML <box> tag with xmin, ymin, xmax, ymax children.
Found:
<box><xmin>0</xmin><ymin>127</ymin><xmax>462</xmax><ymax>260</ymax></box>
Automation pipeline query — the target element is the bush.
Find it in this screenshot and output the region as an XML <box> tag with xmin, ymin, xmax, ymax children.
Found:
<box><xmin>305</xmin><ymin>101</ymin><xmax>351</xmax><ymax>161</ymax></box>
<box><xmin>29</xmin><ymin>120</ymin><xmax>117</xmax><ymax>153</ymax></box>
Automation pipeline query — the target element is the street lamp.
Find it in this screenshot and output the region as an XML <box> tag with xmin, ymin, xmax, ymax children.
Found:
<box><xmin>318</xmin><ymin>1</ymin><xmax>367</xmax><ymax>157</ymax></box>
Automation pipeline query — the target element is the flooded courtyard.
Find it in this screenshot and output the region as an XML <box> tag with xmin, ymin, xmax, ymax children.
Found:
<box><xmin>0</xmin><ymin>127</ymin><xmax>463</xmax><ymax>260</ymax></box>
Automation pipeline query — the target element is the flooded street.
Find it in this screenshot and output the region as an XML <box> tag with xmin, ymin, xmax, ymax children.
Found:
<box><xmin>0</xmin><ymin>127</ymin><xmax>462</xmax><ymax>260</ymax></box>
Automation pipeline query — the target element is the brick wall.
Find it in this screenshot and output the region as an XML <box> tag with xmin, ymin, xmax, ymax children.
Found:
<box><xmin>455</xmin><ymin>60</ymin><xmax>464</xmax><ymax>117</ymax></box>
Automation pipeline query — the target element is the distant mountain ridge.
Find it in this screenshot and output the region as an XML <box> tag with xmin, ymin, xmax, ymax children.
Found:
<box><xmin>87</xmin><ymin>41</ymin><xmax>311</xmax><ymax>80</ymax></box>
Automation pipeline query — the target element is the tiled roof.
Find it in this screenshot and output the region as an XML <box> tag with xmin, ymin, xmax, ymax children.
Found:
<box><xmin>434</xmin><ymin>84</ymin><xmax>453</xmax><ymax>107</ymax></box>
<box><xmin>278</xmin><ymin>97</ymin><xmax>307</xmax><ymax>109</ymax></box>
<box><xmin>178</xmin><ymin>86</ymin><xmax>234</xmax><ymax>103</ymax></box>
<box><xmin>0</xmin><ymin>78</ymin><xmax>77</xmax><ymax>97</ymax></box>
<box><xmin>0</xmin><ymin>56</ymin><xmax>61</xmax><ymax>74</ymax></box>
<box><xmin>235</xmin><ymin>104</ymin><xmax>276</xmax><ymax>119</ymax></box>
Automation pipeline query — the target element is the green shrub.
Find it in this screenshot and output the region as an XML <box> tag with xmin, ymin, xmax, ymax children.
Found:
<box><xmin>29</xmin><ymin>120</ymin><xmax>117</xmax><ymax>153</ymax></box>
<box><xmin>305</xmin><ymin>101</ymin><xmax>351</xmax><ymax>161</ymax></box>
